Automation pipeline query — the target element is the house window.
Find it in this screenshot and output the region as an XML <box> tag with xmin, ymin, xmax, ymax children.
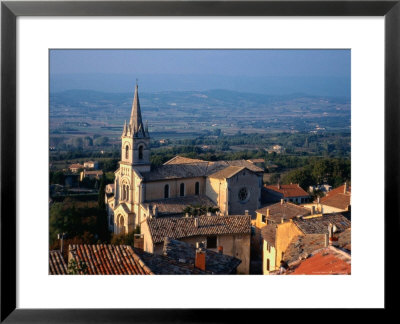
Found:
<box><xmin>164</xmin><ymin>184</ymin><xmax>169</xmax><ymax>199</ymax></box>
<box><xmin>206</xmin><ymin>236</ymin><xmax>217</xmax><ymax>249</ymax></box>
<box><xmin>180</xmin><ymin>183</ymin><xmax>185</xmax><ymax>197</ymax></box>
<box><xmin>195</xmin><ymin>182</ymin><xmax>200</xmax><ymax>195</ymax></box>
<box><xmin>262</xmin><ymin>215</ymin><xmax>266</xmax><ymax>223</ymax></box>
<box><xmin>125</xmin><ymin>145</ymin><xmax>129</xmax><ymax>159</ymax></box>
<box><xmin>138</xmin><ymin>145</ymin><xmax>143</xmax><ymax>160</ymax></box>
<box><xmin>267</xmin><ymin>259</ymin><xmax>270</xmax><ymax>271</ymax></box>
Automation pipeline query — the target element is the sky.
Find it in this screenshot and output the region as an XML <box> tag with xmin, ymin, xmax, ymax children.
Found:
<box><xmin>50</xmin><ymin>49</ymin><xmax>351</xmax><ymax>97</ymax></box>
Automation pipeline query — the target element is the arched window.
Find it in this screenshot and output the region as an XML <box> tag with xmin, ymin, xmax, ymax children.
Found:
<box><xmin>126</xmin><ymin>185</ymin><xmax>129</xmax><ymax>201</ymax></box>
<box><xmin>164</xmin><ymin>184</ymin><xmax>169</xmax><ymax>199</ymax></box>
<box><xmin>125</xmin><ymin>145</ymin><xmax>129</xmax><ymax>159</ymax></box>
<box><xmin>180</xmin><ymin>183</ymin><xmax>185</xmax><ymax>197</ymax></box>
<box><xmin>138</xmin><ymin>145</ymin><xmax>144</xmax><ymax>160</ymax></box>
<box><xmin>195</xmin><ymin>182</ymin><xmax>200</xmax><ymax>195</ymax></box>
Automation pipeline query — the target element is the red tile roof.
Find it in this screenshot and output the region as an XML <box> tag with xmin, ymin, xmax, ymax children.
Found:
<box><xmin>49</xmin><ymin>250</ymin><xmax>68</xmax><ymax>275</ymax></box>
<box><xmin>265</xmin><ymin>184</ymin><xmax>309</xmax><ymax>198</ymax></box>
<box><xmin>68</xmin><ymin>244</ymin><xmax>153</xmax><ymax>275</ymax></box>
<box><xmin>288</xmin><ymin>246</ymin><xmax>351</xmax><ymax>275</ymax></box>
<box><xmin>319</xmin><ymin>183</ymin><xmax>351</xmax><ymax>210</ymax></box>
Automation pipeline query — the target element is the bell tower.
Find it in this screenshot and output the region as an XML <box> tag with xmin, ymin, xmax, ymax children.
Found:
<box><xmin>120</xmin><ymin>83</ymin><xmax>151</xmax><ymax>173</ymax></box>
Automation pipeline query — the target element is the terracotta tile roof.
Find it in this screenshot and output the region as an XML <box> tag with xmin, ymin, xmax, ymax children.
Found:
<box><xmin>320</xmin><ymin>193</ymin><xmax>351</xmax><ymax>210</ymax></box>
<box><xmin>293</xmin><ymin>213</ymin><xmax>351</xmax><ymax>235</ymax></box>
<box><xmin>261</xmin><ymin>225</ymin><xmax>277</xmax><ymax>247</ymax></box>
<box><xmin>68</xmin><ymin>244</ymin><xmax>154</xmax><ymax>275</ymax></box>
<box><xmin>284</xmin><ymin>230</ymin><xmax>351</xmax><ymax>264</ymax></box>
<box><xmin>325</xmin><ymin>183</ymin><xmax>351</xmax><ymax>197</ymax></box>
<box><xmin>142</xmin><ymin>158</ymin><xmax>263</xmax><ymax>182</ymax></box>
<box><xmin>163</xmin><ymin>238</ymin><xmax>241</xmax><ymax>274</ymax></box>
<box><xmin>288</xmin><ymin>246</ymin><xmax>351</xmax><ymax>275</ymax></box>
<box><xmin>265</xmin><ymin>184</ymin><xmax>309</xmax><ymax>198</ymax></box>
<box><xmin>144</xmin><ymin>195</ymin><xmax>216</xmax><ymax>216</ymax></box>
<box><xmin>49</xmin><ymin>250</ymin><xmax>68</xmax><ymax>275</ymax></box>
<box><xmin>147</xmin><ymin>215</ymin><xmax>251</xmax><ymax>244</ymax></box>
<box><xmin>256</xmin><ymin>201</ymin><xmax>311</xmax><ymax>223</ymax></box>
<box><xmin>164</xmin><ymin>156</ymin><xmax>205</xmax><ymax>164</ymax></box>
<box><xmin>132</xmin><ymin>248</ymin><xmax>208</xmax><ymax>274</ymax></box>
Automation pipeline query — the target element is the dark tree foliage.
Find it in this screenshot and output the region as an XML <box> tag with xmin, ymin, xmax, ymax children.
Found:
<box><xmin>49</xmin><ymin>199</ymin><xmax>110</xmax><ymax>248</ymax></box>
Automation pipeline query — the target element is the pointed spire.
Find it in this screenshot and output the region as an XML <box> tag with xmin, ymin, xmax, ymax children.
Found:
<box><xmin>129</xmin><ymin>82</ymin><xmax>146</xmax><ymax>137</ymax></box>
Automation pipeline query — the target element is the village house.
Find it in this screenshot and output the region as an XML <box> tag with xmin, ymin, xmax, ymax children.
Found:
<box><xmin>105</xmin><ymin>83</ymin><xmax>263</xmax><ymax>235</ymax></box>
<box><xmin>304</xmin><ymin>182</ymin><xmax>351</xmax><ymax>214</ymax></box>
<box><xmin>141</xmin><ymin>214</ymin><xmax>251</xmax><ymax>274</ymax></box>
<box><xmin>83</xmin><ymin>161</ymin><xmax>99</xmax><ymax>169</ymax></box>
<box><xmin>68</xmin><ymin>163</ymin><xmax>84</xmax><ymax>173</ymax></box>
<box><xmin>263</xmin><ymin>183</ymin><xmax>311</xmax><ymax>204</ymax></box>
<box><xmin>80</xmin><ymin>169</ymin><xmax>103</xmax><ymax>181</ymax></box>
<box><xmin>252</xmin><ymin>200</ymin><xmax>311</xmax><ymax>259</ymax></box>
<box><xmin>246</xmin><ymin>158</ymin><xmax>265</xmax><ymax>170</ymax></box>
<box><xmin>262</xmin><ymin>213</ymin><xmax>351</xmax><ymax>274</ymax></box>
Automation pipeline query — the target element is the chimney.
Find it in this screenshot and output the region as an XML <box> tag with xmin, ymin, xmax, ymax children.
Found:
<box><xmin>218</xmin><ymin>246</ymin><xmax>223</xmax><ymax>254</ymax></box>
<box><xmin>194</xmin><ymin>217</ymin><xmax>199</xmax><ymax>228</ymax></box>
<box><xmin>277</xmin><ymin>182</ymin><xmax>281</xmax><ymax>190</ymax></box>
<box><xmin>324</xmin><ymin>233</ymin><xmax>329</xmax><ymax>247</ymax></box>
<box><xmin>328</xmin><ymin>223</ymin><xmax>339</xmax><ymax>246</ymax></box>
<box><xmin>206</xmin><ymin>211</ymin><xmax>211</xmax><ymax>216</ymax></box>
<box><xmin>266</xmin><ymin>209</ymin><xmax>270</xmax><ymax>217</ymax></box>
<box><xmin>245</xmin><ymin>210</ymin><xmax>249</xmax><ymax>216</ymax></box>
<box><xmin>317</xmin><ymin>197</ymin><xmax>320</xmax><ymax>204</ymax></box>
<box><xmin>280</xmin><ymin>199</ymin><xmax>284</xmax><ymax>205</ymax></box>
<box><xmin>281</xmin><ymin>217</ymin><xmax>285</xmax><ymax>224</ymax></box>
<box><xmin>344</xmin><ymin>181</ymin><xmax>348</xmax><ymax>194</ymax></box>
<box><xmin>195</xmin><ymin>243</ymin><xmax>206</xmax><ymax>271</ymax></box>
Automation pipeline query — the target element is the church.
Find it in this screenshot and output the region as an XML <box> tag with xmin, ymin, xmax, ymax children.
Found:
<box><xmin>106</xmin><ymin>84</ymin><xmax>264</xmax><ymax>234</ymax></box>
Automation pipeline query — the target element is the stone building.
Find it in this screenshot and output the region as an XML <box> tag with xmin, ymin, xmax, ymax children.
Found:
<box><xmin>141</xmin><ymin>214</ymin><xmax>251</xmax><ymax>274</ymax></box>
<box><xmin>105</xmin><ymin>83</ymin><xmax>263</xmax><ymax>235</ymax></box>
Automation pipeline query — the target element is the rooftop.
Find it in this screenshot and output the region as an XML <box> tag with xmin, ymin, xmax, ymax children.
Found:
<box><xmin>261</xmin><ymin>224</ymin><xmax>278</xmax><ymax>247</ymax></box>
<box><xmin>265</xmin><ymin>184</ymin><xmax>309</xmax><ymax>198</ymax></box>
<box><xmin>287</xmin><ymin>246</ymin><xmax>351</xmax><ymax>275</ymax></box>
<box><xmin>164</xmin><ymin>156</ymin><xmax>205</xmax><ymax>165</ymax></box>
<box><xmin>208</xmin><ymin>166</ymin><xmax>249</xmax><ymax>180</ymax></box>
<box><xmin>49</xmin><ymin>250</ymin><xmax>68</xmax><ymax>275</ymax></box>
<box><xmin>133</xmin><ymin>248</ymin><xmax>208</xmax><ymax>274</ymax></box>
<box><xmin>163</xmin><ymin>238</ymin><xmax>241</xmax><ymax>274</ymax></box>
<box><xmin>141</xmin><ymin>158</ymin><xmax>263</xmax><ymax>182</ymax></box>
<box><xmin>256</xmin><ymin>201</ymin><xmax>311</xmax><ymax>223</ymax></box>
<box><xmin>144</xmin><ymin>195</ymin><xmax>216</xmax><ymax>217</ymax></box>
<box><xmin>68</xmin><ymin>244</ymin><xmax>153</xmax><ymax>275</ymax></box>
<box><xmin>319</xmin><ymin>185</ymin><xmax>351</xmax><ymax>210</ymax></box>
<box><xmin>293</xmin><ymin>213</ymin><xmax>351</xmax><ymax>235</ymax></box>
<box><xmin>147</xmin><ymin>215</ymin><xmax>251</xmax><ymax>244</ymax></box>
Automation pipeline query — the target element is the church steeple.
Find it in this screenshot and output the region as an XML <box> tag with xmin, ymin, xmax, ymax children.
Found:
<box><xmin>129</xmin><ymin>83</ymin><xmax>146</xmax><ymax>138</ymax></box>
<box><xmin>120</xmin><ymin>80</ymin><xmax>151</xmax><ymax>173</ymax></box>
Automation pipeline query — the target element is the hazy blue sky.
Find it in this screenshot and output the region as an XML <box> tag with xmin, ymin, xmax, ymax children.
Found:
<box><xmin>50</xmin><ymin>49</ymin><xmax>350</xmax><ymax>97</ymax></box>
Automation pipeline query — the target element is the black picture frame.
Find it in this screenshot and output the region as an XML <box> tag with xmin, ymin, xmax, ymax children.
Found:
<box><xmin>1</xmin><ymin>0</ymin><xmax>398</xmax><ymax>322</ymax></box>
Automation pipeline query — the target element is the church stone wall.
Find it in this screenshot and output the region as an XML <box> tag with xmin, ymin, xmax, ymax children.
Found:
<box><xmin>227</xmin><ymin>170</ymin><xmax>261</xmax><ymax>217</ymax></box>
<box><xmin>144</xmin><ymin>177</ymin><xmax>205</xmax><ymax>201</ymax></box>
<box><xmin>206</xmin><ymin>178</ymin><xmax>228</xmax><ymax>215</ymax></box>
